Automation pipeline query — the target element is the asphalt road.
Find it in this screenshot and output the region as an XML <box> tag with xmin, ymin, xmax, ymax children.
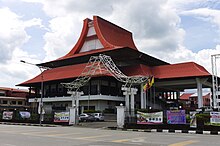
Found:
<box><xmin>0</xmin><ymin>124</ymin><xmax>219</xmax><ymax>146</ymax></box>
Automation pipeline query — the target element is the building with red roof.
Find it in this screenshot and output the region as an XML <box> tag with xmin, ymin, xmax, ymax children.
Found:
<box><xmin>18</xmin><ymin>16</ymin><xmax>213</xmax><ymax>113</ymax></box>
<box><xmin>180</xmin><ymin>92</ymin><xmax>211</xmax><ymax>111</ymax></box>
<box><xmin>0</xmin><ymin>87</ymin><xmax>32</xmax><ymax>112</ymax></box>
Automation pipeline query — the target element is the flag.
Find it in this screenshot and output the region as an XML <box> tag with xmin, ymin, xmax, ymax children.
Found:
<box><xmin>143</xmin><ymin>76</ymin><xmax>154</xmax><ymax>92</ymax></box>
<box><xmin>143</xmin><ymin>82</ymin><xmax>149</xmax><ymax>92</ymax></box>
<box><xmin>149</xmin><ymin>76</ymin><xmax>154</xmax><ymax>87</ymax></box>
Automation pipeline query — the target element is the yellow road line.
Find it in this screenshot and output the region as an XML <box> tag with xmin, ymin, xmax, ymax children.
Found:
<box><xmin>1</xmin><ymin>129</ymin><xmax>39</xmax><ymax>133</ymax></box>
<box><xmin>76</xmin><ymin>135</ymin><xmax>111</xmax><ymax>140</ymax></box>
<box><xmin>46</xmin><ymin>133</ymin><xmax>82</xmax><ymax>137</ymax></box>
<box><xmin>21</xmin><ymin>131</ymin><xmax>57</xmax><ymax>135</ymax></box>
<box><xmin>112</xmin><ymin>139</ymin><xmax>130</xmax><ymax>143</ymax></box>
<box><xmin>112</xmin><ymin>137</ymin><xmax>145</xmax><ymax>143</ymax></box>
<box><xmin>169</xmin><ymin>140</ymin><xmax>199</xmax><ymax>146</ymax></box>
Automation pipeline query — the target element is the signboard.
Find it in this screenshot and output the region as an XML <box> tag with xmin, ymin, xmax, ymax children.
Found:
<box><xmin>137</xmin><ymin>111</ymin><xmax>163</xmax><ymax>124</ymax></box>
<box><xmin>54</xmin><ymin>112</ymin><xmax>69</xmax><ymax>123</ymax></box>
<box><xmin>2</xmin><ymin>111</ymin><xmax>13</xmax><ymax>120</ymax></box>
<box><xmin>19</xmin><ymin>111</ymin><xmax>31</xmax><ymax>119</ymax></box>
<box><xmin>167</xmin><ymin>110</ymin><xmax>186</xmax><ymax>124</ymax></box>
<box><xmin>190</xmin><ymin>111</ymin><xmax>198</xmax><ymax>128</ymax></box>
<box><xmin>210</xmin><ymin>112</ymin><xmax>220</xmax><ymax>124</ymax></box>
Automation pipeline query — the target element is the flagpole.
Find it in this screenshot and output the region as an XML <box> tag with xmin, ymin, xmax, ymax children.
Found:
<box><xmin>153</xmin><ymin>84</ymin><xmax>155</xmax><ymax>109</ymax></box>
<box><xmin>146</xmin><ymin>90</ymin><xmax>148</xmax><ymax>110</ymax></box>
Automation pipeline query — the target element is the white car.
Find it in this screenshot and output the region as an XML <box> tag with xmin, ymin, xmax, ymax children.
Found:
<box><xmin>92</xmin><ymin>113</ymin><xmax>104</xmax><ymax>121</ymax></box>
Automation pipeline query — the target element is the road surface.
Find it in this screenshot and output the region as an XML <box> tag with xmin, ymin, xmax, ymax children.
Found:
<box><xmin>0</xmin><ymin>125</ymin><xmax>219</xmax><ymax>146</ymax></box>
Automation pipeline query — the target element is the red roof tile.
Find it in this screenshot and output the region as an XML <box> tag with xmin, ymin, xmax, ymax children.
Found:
<box><xmin>18</xmin><ymin>63</ymin><xmax>112</xmax><ymax>86</ymax></box>
<box><xmin>122</xmin><ymin>64</ymin><xmax>153</xmax><ymax>76</ymax></box>
<box><xmin>152</xmin><ymin>62</ymin><xmax>210</xmax><ymax>79</ymax></box>
<box><xmin>18</xmin><ymin>61</ymin><xmax>211</xmax><ymax>86</ymax></box>
<box><xmin>180</xmin><ymin>93</ymin><xmax>194</xmax><ymax>100</ymax></box>
<box><xmin>180</xmin><ymin>93</ymin><xmax>211</xmax><ymax>100</ymax></box>
<box><xmin>58</xmin><ymin>16</ymin><xmax>137</xmax><ymax>60</ymax></box>
<box><xmin>0</xmin><ymin>87</ymin><xmax>29</xmax><ymax>93</ymax></box>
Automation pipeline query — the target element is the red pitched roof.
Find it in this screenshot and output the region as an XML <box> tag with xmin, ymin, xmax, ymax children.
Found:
<box><xmin>152</xmin><ymin>62</ymin><xmax>210</xmax><ymax>79</ymax></box>
<box><xmin>180</xmin><ymin>93</ymin><xmax>211</xmax><ymax>100</ymax></box>
<box><xmin>18</xmin><ymin>63</ymin><xmax>112</xmax><ymax>86</ymax></box>
<box><xmin>122</xmin><ymin>62</ymin><xmax>210</xmax><ymax>79</ymax></box>
<box><xmin>0</xmin><ymin>87</ymin><xmax>29</xmax><ymax>93</ymax></box>
<box><xmin>180</xmin><ymin>93</ymin><xmax>194</xmax><ymax>100</ymax></box>
<box><xmin>18</xmin><ymin>61</ymin><xmax>211</xmax><ymax>86</ymax></box>
<box><xmin>18</xmin><ymin>16</ymin><xmax>211</xmax><ymax>86</ymax></box>
<box><xmin>122</xmin><ymin>64</ymin><xmax>153</xmax><ymax>76</ymax></box>
<box><xmin>58</xmin><ymin>16</ymin><xmax>137</xmax><ymax>60</ymax></box>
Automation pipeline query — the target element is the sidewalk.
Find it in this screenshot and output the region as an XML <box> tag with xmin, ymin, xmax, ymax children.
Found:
<box><xmin>107</xmin><ymin>127</ymin><xmax>220</xmax><ymax>135</ymax></box>
<box><xmin>0</xmin><ymin>122</ymin><xmax>57</xmax><ymax>127</ymax></box>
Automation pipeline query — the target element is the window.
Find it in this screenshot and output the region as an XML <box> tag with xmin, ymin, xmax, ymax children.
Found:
<box><xmin>91</xmin><ymin>80</ymin><xmax>98</xmax><ymax>95</ymax></box>
<box><xmin>110</xmin><ymin>82</ymin><xmax>117</xmax><ymax>96</ymax></box>
<box><xmin>11</xmin><ymin>101</ymin><xmax>16</xmax><ymax>105</ymax></box>
<box><xmin>58</xmin><ymin>84</ymin><xmax>63</xmax><ymax>93</ymax></box>
<box><xmin>3</xmin><ymin>100</ymin><xmax>7</xmax><ymax>104</ymax></box>
<box><xmin>81</xmin><ymin>86</ymin><xmax>89</xmax><ymax>95</ymax></box>
<box><xmin>18</xmin><ymin>101</ymin><xmax>23</xmax><ymax>105</ymax></box>
<box><xmin>101</xmin><ymin>80</ymin><xmax>109</xmax><ymax>95</ymax></box>
<box><xmin>84</xmin><ymin>106</ymin><xmax>95</xmax><ymax>110</ymax></box>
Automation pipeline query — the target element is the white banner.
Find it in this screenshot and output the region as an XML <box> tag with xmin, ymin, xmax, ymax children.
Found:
<box><xmin>19</xmin><ymin>111</ymin><xmax>31</xmax><ymax>119</ymax></box>
<box><xmin>210</xmin><ymin>112</ymin><xmax>220</xmax><ymax>124</ymax></box>
<box><xmin>137</xmin><ymin>111</ymin><xmax>163</xmax><ymax>124</ymax></box>
<box><xmin>190</xmin><ymin>111</ymin><xmax>198</xmax><ymax>128</ymax></box>
<box><xmin>2</xmin><ymin>111</ymin><xmax>13</xmax><ymax>120</ymax></box>
<box><xmin>54</xmin><ymin>112</ymin><xmax>69</xmax><ymax>123</ymax></box>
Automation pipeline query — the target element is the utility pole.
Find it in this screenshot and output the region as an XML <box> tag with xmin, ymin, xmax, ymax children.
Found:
<box><xmin>20</xmin><ymin>60</ymin><xmax>49</xmax><ymax>126</ymax></box>
<box><xmin>211</xmin><ymin>54</ymin><xmax>220</xmax><ymax>110</ymax></box>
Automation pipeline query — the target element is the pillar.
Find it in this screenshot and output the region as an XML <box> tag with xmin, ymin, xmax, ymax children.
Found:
<box><xmin>122</xmin><ymin>87</ymin><xmax>130</xmax><ymax>112</ymax></box>
<box><xmin>68</xmin><ymin>91</ymin><xmax>83</xmax><ymax>125</ymax></box>
<box><xmin>141</xmin><ymin>84</ymin><xmax>146</xmax><ymax>109</ymax></box>
<box><xmin>116</xmin><ymin>103</ymin><xmax>125</xmax><ymax>128</ymax></box>
<box><xmin>196</xmin><ymin>78</ymin><xmax>203</xmax><ymax>108</ymax></box>
<box><xmin>130</xmin><ymin>88</ymin><xmax>138</xmax><ymax>116</ymax></box>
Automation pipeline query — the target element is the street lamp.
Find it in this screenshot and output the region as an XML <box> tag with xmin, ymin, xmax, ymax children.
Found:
<box><xmin>20</xmin><ymin>60</ymin><xmax>45</xmax><ymax>126</ymax></box>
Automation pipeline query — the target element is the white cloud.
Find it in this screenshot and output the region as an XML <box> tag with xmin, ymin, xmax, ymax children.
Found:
<box><xmin>182</xmin><ymin>8</ymin><xmax>220</xmax><ymax>28</ymax></box>
<box><xmin>0</xmin><ymin>7</ymin><xmax>44</xmax><ymax>87</ymax></box>
<box><xmin>168</xmin><ymin>0</ymin><xmax>220</xmax><ymax>12</ymax></box>
<box><xmin>4</xmin><ymin>0</ymin><xmax>220</xmax><ymax>87</ymax></box>
<box><xmin>43</xmin><ymin>15</ymin><xmax>82</xmax><ymax>61</ymax></box>
<box><xmin>0</xmin><ymin>7</ymin><xmax>43</xmax><ymax>63</ymax></box>
<box><xmin>23</xmin><ymin>0</ymin><xmax>186</xmax><ymax>62</ymax></box>
<box><xmin>159</xmin><ymin>44</ymin><xmax>220</xmax><ymax>74</ymax></box>
<box><xmin>108</xmin><ymin>0</ymin><xmax>185</xmax><ymax>55</ymax></box>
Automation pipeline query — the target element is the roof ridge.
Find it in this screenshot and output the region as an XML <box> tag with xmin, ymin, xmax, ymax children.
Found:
<box><xmin>94</xmin><ymin>16</ymin><xmax>132</xmax><ymax>34</ymax></box>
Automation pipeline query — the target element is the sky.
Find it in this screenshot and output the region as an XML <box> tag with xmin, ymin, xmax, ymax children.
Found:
<box><xmin>0</xmin><ymin>0</ymin><xmax>220</xmax><ymax>89</ymax></box>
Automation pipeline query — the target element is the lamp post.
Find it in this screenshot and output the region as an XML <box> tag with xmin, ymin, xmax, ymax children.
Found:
<box><xmin>20</xmin><ymin>60</ymin><xmax>44</xmax><ymax>126</ymax></box>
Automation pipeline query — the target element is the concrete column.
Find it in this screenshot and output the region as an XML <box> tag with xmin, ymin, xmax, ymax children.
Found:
<box><xmin>69</xmin><ymin>107</ymin><xmax>75</xmax><ymax>125</ymax></box>
<box><xmin>140</xmin><ymin>84</ymin><xmax>146</xmax><ymax>109</ymax></box>
<box><xmin>68</xmin><ymin>91</ymin><xmax>83</xmax><ymax>125</ymax></box>
<box><xmin>130</xmin><ymin>92</ymin><xmax>134</xmax><ymax>111</ymax></box>
<box><xmin>130</xmin><ymin>88</ymin><xmax>138</xmax><ymax>111</ymax></box>
<box><xmin>75</xmin><ymin>91</ymin><xmax>83</xmax><ymax>125</ymax></box>
<box><xmin>116</xmin><ymin>104</ymin><xmax>125</xmax><ymax>128</ymax></box>
<box><xmin>130</xmin><ymin>88</ymin><xmax>138</xmax><ymax>117</ymax></box>
<box><xmin>122</xmin><ymin>87</ymin><xmax>130</xmax><ymax>112</ymax></box>
<box><xmin>125</xmin><ymin>93</ymin><xmax>130</xmax><ymax>112</ymax></box>
<box><xmin>196</xmin><ymin>78</ymin><xmax>203</xmax><ymax>108</ymax></box>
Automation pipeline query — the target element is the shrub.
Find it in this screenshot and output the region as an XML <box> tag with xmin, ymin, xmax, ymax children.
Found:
<box><xmin>196</xmin><ymin>113</ymin><xmax>210</xmax><ymax>124</ymax></box>
<box><xmin>30</xmin><ymin>113</ymin><xmax>39</xmax><ymax>122</ymax></box>
<box><xmin>83</xmin><ymin>110</ymin><xmax>101</xmax><ymax>113</ymax></box>
<box><xmin>103</xmin><ymin>108</ymin><xmax>115</xmax><ymax>114</ymax></box>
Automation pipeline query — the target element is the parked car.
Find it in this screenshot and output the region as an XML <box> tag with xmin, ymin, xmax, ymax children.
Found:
<box><xmin>79</xmin><ymin>113</ymin><xmax>95</xmax><ymax>122</ymax></box>
<box><xmin>92</xmin><ymin>113</ymin><xmax>104</xmax><ymax>121</ymax></box>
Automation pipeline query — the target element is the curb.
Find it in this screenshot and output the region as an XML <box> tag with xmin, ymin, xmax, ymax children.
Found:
<box><xmin>107</xmin><ymin>127</ymin><xmax>220</xmax><ymax>135</ymax></box>
<box><xmin>0</xmin><ymin>122</ymin><xmax>57</xmax><ymax>127</ymax></box>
